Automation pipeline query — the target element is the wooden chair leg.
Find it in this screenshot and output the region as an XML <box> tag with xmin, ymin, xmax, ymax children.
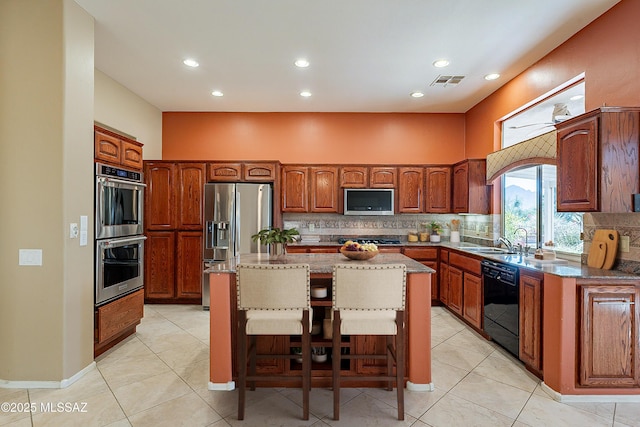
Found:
<box><xmin>302</xmin><ymin>310</ymin><xmax>310</xmax><ymax>420</ymax></box>
<box><xmin>332</xmin><ymin>311</ymin><xmax>341</xmax><ymax>421</ymax></box>
<box><xmin>396</xmin><ymin>311</ymin><xmax>405</xmax><ymax>421</ymax></box>
<box><xmin>386</xmin><ymin>335</ymin><xmax>393</xmax><ymax>391</ymax></box>
<box><xmin>237</xmin><ymin>311</ymin><xmax>247</xmax><ymax>421</ymax></box>
<box><xmin>249</xmin><ymin>335</ymin><xmax>257</xmax><ymax>391</ymax></box>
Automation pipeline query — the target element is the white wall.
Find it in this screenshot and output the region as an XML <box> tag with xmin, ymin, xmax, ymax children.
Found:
<box><xmin>95</xmin><ymin>70</ymin><xmax>163</xmax><ymax>159</ymax></box>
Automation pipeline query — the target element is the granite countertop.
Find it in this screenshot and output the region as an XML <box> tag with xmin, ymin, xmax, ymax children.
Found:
<box><xmin>204</xmin><ymin>253</ymin><xmax>435</xmax><ymax>274</ymax></box>
<box><xmin>288</xmin><ymin>240</ymin><xmax>639</xmax><ymax>280</ymax></box>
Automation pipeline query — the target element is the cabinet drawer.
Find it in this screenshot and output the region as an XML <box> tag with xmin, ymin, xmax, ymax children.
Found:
<box><xmin>403</xmin><ymin>247</ymin><xmax>438</xmax><ymax>260</ymax></box>
<box><xmin>449</xmin><ymin>252</ymin><xmax>481</xmax><ymax>275</ymax></box>
<box><xmin>96</xmin><ymin>289</ymin><xmax>144</xmax><ymax>344</ymax></box>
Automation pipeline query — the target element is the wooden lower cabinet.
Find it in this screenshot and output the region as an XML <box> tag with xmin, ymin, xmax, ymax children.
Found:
<box><xmin>403</xmin><ymin>247</ymin><xmax>439</xmax><ymax>302</ymax></box>
<box><xmin>145</xmin><ymin>231</ymin><xmax>202</xmax><ymax>302</ymax></box>
<box><xmin>462</xmin><ymin>273</ymin><xmax>482</xmax><ymax>329</ymax></box>
<box><xmin>579</xmin><ymin>283</ymin><xmax>640</xmax><ymax>387</ymax></box>
<box><xmin>520</xmin><ymin>271</ymin><xmax>543</xmax><ymax>375</ymax></box>
<box><xmin>439</xmin><ymin>262</ymin><xmax>449</xmax><ymax>306</ymax></box>
<box><xmin>95</xmin><ymin>289</ymin><xmax>144</xmax><ymax>356</ymax></box>
<box><xmin>448</xmin><ymin>266</ymin><xmax>463</xmax><ymax>316</ymax></box>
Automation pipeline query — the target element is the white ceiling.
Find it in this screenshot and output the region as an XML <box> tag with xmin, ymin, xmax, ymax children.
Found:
<box><xmin>75</xmin><ymin>0</ymin><xmax>620</xmax><ymax>113</ymax></box>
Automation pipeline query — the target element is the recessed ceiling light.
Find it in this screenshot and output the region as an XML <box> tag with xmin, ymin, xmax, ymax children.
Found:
<box><xmin>433</xmin><ymin>59</ymin><xmax>449</xmax><ymax>68</ymax></box>
<box><xmin>484</xmin><ymin>73</ymin><xmax>500</xmax><ymax>81</ymax></box>
<box><xmin>211</xmin><ymin>90</ymin><xmax>223</xmax><ymax>97</ymax></box>
<box><xmin>294</xmin><ymin>59</ymin><xmax>310</xmax><ymax>68</ymax></box>
<box><xmin>410</xmin><ymin>92</ymin><xmax>424</xmax><ymax>98</ymax></box>
<box><xmin>183</xmin><ymin>59</ymin><xmax>199</xmax><ymax>68</ymax></box>
<box><xmin>300</xmin><ymin>91</ymin><xmax>312</xmax><ymax>97</ymax></box>
<box><xmin>570</xmin><ymin>94</ymin><xmax>584</xmax><ymax>101</ymax></box>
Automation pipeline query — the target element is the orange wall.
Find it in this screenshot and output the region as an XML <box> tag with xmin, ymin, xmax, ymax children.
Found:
<box><xmin>466</xmin><ymin>0</ymin><xmax>640</xmax><ymax>158</ymax></box>
<box><xmin>162</xmin><ymin>112</ymin><xmax>465</xmax><ymax>164</ymax></box>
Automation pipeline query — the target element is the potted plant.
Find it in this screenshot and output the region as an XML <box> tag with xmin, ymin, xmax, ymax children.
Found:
<box><xmin>251</xmin><ymin>227</ymin><xmax>300</xmax><ymax>256</ymax></box>
<box><xmin>429</xmin><ymin>221</ymin><xmax>442</xmax><ymax>243</ymax></box>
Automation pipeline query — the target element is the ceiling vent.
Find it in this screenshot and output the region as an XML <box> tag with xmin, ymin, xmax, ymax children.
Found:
<box><xmin>430</xmin><ymin>75</ymin><xmax>465</xmax><ymax>87</ymax></box>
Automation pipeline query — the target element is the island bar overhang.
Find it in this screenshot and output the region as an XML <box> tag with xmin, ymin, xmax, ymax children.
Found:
<box><xmin>206</xmin><ymin>253</ymin><xmax>434</xmax><ymax>391</ymax></box>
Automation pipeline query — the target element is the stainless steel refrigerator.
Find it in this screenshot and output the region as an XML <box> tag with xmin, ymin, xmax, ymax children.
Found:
<box><xmin>202</xmin><ymin>183</ymin><xmax>272</xmax><ymax>309</ymax></box>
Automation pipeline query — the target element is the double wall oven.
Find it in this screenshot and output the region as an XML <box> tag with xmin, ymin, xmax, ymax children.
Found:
<box><xmin>95</xmin><ymin>163</ymin><xmax>146</xmax><ymax>306</ymax></box>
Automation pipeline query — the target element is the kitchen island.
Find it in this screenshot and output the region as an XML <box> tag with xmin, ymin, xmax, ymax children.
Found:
<box><xmin>206</xmin><ymin>253</ymin><xmax>434</xmax><ymax>391</ymax></box>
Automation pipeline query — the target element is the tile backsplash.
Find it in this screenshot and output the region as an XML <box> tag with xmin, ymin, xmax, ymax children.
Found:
<box><xmin>283</xmin><ymin>213</ymin><xmax>497</xmax><ymax>243</ymax></box>
<box><xmin>583</xmin><ymin>213</ymin><xmax>640</xmax><ymax>275</ymax></box>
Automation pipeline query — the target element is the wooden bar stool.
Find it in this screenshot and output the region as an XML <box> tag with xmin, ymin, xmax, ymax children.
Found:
<box><xmin>331</xmin><ymin>263</ymin><xmax>406</xmax><ymax>421</ymax></box>
<box><xmin>236</xmin><ymin>263</ymin><xmax>311</xmax><ymax>420</ymax></box>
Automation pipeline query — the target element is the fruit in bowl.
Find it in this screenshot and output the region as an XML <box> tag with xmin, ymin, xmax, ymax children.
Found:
<box><xmin>340</xmin><ymin>241</ymin><xmax>379</xmax><ymax>260</ymax></box>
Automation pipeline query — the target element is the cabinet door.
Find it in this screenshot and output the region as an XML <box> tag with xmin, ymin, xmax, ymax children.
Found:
<box><xmin>243</xmin><ymin>162</ymin><xmax>276</xmax><ymax>182</ymax></box>
<box><xmin>145</xmin><ymin>162</ymin><xmax>177</xmax><ymax>230</ymax></box>
<box><xmin>145</xmin><ymin>232</ymin><xmax>176</xmax><ymax>299</ymax></box>
<box><xmin>370</xmin><ymin>167</ymin><xmax>397</xmax><ymax>188</ymax></box>
<box><xmin>439</xmin><ymin>262</ymin><xmax>449</xmax><ymax>305</ymax></box>
<box><xmin>177</xmin><ymin>163</ymin><xmax>205</xmax><ymax>229</ymax></box>
<box><xmin>176</xmin><ymin>232</ymin><xmax>203</xmax><ymax>299</ymax></box>
<box><xmin>340</xmin><ymin>166</ymin><xmax>368</xmax><ymax>188</ymax></box>
<box><xmin>579</xmin><ymin>285</ymin><xmax>640</xmax><ymax>387</ymax></box>
<box><xmin>95</xmin><ymin>130</ymin><xmax>121</xmax><ymax>165</ymax></box>
<box><xmin>120</xmin><ymin>140</ymin><xmax>143</xmax><ymax>170</ymax></box>
<box><xmin>424</xmin><ymin>261</ymin><xmax>439</xmax><ymax>301</ymax></box>
<box><xmin>398</xmin><ymin>167</ymin><xmax>424</xmax><ymax>213</ymax></box>
<box><xmin>208</xmin><ymin>163</ymin><xmax>242</xmax><ymax>182</ymax></box>
<box><xmin>556</xmin><ymin>114</ymin><xmax>599</xmax><ymax>212</ymax></box>
<box><xmin>452</xmin><ymin>162</ymin><xmax>469</xmax><ymax>213</ymax></box>
<box><xmin>462</xmin><ymin>273</ymin><xmax>482</xmax><ymax>329</ymax></box>
<box><xmin>520</xmin><ymin>273</ymin><xmax>542</xmax><ymax>372</ymax></box>
<box><xmin>448</xmin><ymin>266</ymin><xmax>463</xmax><ymax>315</ymax></box>
<box><xmin>281</xmin><ymin>166</ymin><xmax>309</xmax><ymax>212</ymax></box>
<box><xmin>310</xmin><ymin>166</ymin><xmax>339</xmax><ymax>213</ymax></box>
<box><xmin>425</xmin><ymin>166</ymin><xmax>451</xmax><ymax>213</ymax></box>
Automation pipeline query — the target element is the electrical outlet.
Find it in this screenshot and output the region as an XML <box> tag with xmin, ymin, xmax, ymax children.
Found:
<box><xmin>70</xmin><ymin>223</ymin><xmax>79</xmax><ymax>238</ymax></box>
<box><xmin>620</xmin><ymin>235</ymin><xmax>630</xmax><ymax>253</ymax></box>
<box><xmin>308</xmin><ymin>223</ymin><xmax>315</xmax><ymax>232</ymax></box>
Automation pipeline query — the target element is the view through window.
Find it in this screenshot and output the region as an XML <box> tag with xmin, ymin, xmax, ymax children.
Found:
<box><xmin>501</xmin><ymin>81</ymin><xmax>585</xmax><ymax>255</ymax></box>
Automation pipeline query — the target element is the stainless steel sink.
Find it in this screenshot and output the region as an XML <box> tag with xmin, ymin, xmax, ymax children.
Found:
<box><xmin>460</xmin><ymin>247</ymin><xmax>510</xmax><ymax>254</ymax></box>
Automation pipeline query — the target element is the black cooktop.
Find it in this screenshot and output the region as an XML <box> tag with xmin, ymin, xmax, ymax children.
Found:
<box><xmin>338</xmin><ymin>237</ymin><xmax>401</xmax><ymax>245</ymax></box>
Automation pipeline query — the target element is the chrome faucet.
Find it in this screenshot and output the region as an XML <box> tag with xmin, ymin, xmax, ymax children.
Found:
<box><xmin>498</xmin><ymin>236</ymin><xmax>514</xmax><ymax>252</ymax></box>
<box><xmin>513</xmin><ymin>227</ymin><xmax>530</xmax><ymax>255</ymax></box>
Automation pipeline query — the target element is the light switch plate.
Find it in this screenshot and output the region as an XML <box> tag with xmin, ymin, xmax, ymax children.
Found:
<box><xmin>620</xmin><ymin>235</ymin><xmax>630</xmax><ymax>253</ymax></box>
<box><xmin>19</xmin><ymin>249</ymin><xmax>42</xmax><ymax>266</ymax></box>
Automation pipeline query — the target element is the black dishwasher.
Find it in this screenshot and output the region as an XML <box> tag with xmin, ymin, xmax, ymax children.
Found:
<box><xmin>482</xmin><ymin>260</ymin><xmax>520</xmax><ymax>357</ymax></box>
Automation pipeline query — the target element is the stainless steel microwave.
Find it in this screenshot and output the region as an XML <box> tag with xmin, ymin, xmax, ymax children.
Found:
<box><xmin>343</xmin><ymin>188</ymin><xmax>394</xmax><ymax>215</ymax></box>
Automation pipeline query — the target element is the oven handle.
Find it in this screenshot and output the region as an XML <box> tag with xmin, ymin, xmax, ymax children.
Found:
<box><xmin>101</xmin><ymin>235</ymin><xmax>147</xmax><ymax>247</ymax></box>
<box><xmin>98</xmin><ymin>176</ymin><xmax>147</xmax><ymax>188</ymax></box>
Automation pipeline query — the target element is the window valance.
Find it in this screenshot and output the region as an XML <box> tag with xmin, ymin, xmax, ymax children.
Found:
<box><xmin>486</xmin><ymin>130</ymin><xmax>557</xmax><ymax>182</ymax></box>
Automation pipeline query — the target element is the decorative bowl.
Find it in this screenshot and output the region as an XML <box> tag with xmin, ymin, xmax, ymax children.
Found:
<box><xmin>339</xmin><ymin>247</ymin><xmax>379</xmax><ymax>260</ymax></box>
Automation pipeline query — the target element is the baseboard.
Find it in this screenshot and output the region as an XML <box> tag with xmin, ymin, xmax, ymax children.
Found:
<box><xmin>208</xmin><ymin>381</ymin><xmax>235</xmax><ymax>391</ymax></box>
<box><xmin>540</xmin><ymin>382</ymin><xmax>640</xmax><ymax>402</ymax></box>
<box><xmin>0</xmin><ymin>362</ymin><xmax>96</xmax><ymax>389</ymax></box>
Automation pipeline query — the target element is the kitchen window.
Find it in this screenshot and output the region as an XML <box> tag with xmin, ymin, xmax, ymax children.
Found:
<box><xmin>501</xmin><ymin>80</ymin><xmax>585</xmax><ymax>255</ymax></box>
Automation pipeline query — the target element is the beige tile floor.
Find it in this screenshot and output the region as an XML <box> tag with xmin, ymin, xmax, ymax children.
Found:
<box><xmin>2</xmin><ymin>304</ymin><xmax>639</xmax><ymax>427</ymax></box>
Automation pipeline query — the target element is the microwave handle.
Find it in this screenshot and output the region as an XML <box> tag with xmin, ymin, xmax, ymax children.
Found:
<box><xmin>100</xmin><ymin>177</ymin><xmax>147</xmax><ymax>188</ymax></box>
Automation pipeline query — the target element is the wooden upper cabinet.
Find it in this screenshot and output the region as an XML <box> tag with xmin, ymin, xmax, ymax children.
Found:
<box><xmin>556</xmin><ymin>108</ymin><xmax>640</xmax><ymax>212</ymax></box>
<box><xmin>95</xmin><ymin>130</ymin><xmax>121</xmax><ymax>165</ymax></box>
<box><xmin>340</xmin><ymin>166</ymin><xmax>368</xmax><ymax>188</ymax></box>
<box><xmin>310</xmin><ymin>166</ymin><xmax>339</xmax><ymax>213</ymax></box>
<box><xmin>145</xmin><ymin>162</ymin><xmax>177</xmax><ymax>230</ymax></box>
<box><xmin>398</xmin><ymin>167</ymin><xmax>424</xmax><ymax>213</ymax></box>
<box><xmin>425</xmin><ymin>166</ymin><xmax>451</xmax><ymax>213</ymax></box>
<box><xmin>244</xmin><ymin>162</ymin><xmax>276</xmax><ymax>182</ymax></box>
<box><xmin>579</xmin><ymin>283</ymin><xmax>640</xmax><ymax>387</ymax></box>
<box><xmin>95</xmin><ymin>126</ymin><xmax>143</xmax><ymax>170</ymax></box>
<box><xmin>177</xmin><ymin>163</ymin><xmax>205</xmax><ymax>229</ymax></box>
<box><xmin>452</xmin><ymin>160</ymin><xmax>490</xmax><ymax>214</ymax></box>
<box><xmin>281</xmin><ymin>165</ymin><xmax>309</xmax><ymax>212</ymax></box>
<box><xmin>207</xmin><ymin>163</ymin><xmax>242</xmax><ymax>182</ymax></box>
<box><xmin>370</xmin><ymin>167</ymin><xmax>397</xmax><ymax>188</ymax></box>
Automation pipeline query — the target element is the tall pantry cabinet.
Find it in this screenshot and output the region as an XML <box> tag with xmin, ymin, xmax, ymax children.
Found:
<box><xmin>144</xmin><ymin>161</ymin><xmax>205</xmax><ymax>303</ymax></box>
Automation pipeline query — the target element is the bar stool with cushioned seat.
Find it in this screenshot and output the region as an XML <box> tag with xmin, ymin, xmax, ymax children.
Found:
<box><xmin>236</xmin><ymin>263</ymin><xmax>311</xmax><ymax>420</ymax></box>
<box><xmin>331</xmin><ymin>263</ymin><xmax>406</xmax><ymax>421</ymax></box>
